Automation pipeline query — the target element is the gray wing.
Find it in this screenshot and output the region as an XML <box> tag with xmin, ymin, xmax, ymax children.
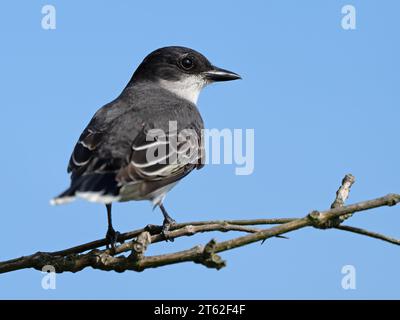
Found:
<box><xmin>116</xmin><ymin>121</ymin><xmax>205</xmax><ymax>185</ymax></box>
<box><xmin>61</xmin><ymin>91</ymin><xmax>204</xmax><ymax>203</ymax></box>
<box><xmin>67</xmin><ymin>99</ymin><xmax>134</xmax><ymax>180</ymax></box>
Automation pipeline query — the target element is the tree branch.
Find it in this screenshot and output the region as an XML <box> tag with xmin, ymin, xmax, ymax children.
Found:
<box><xmin>335</xmin><ymin>225</ymin><xmax>400</xmax><ymax>246</ymax></box>
<box><xmin>331</xmin><ymin>174</ymin><xmax>355</xmax><ymax>209</ymax></box>
<box><xmin>0</xmin><ymin>175</ymin><xmax>399</xmax><ymax>274</ymax></box>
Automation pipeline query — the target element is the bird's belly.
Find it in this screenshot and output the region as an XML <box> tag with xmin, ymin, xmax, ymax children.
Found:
<box><xmin>118</xmin><ymin>181</ymin><xmax>178</xmax><ymax>205</ymax></box>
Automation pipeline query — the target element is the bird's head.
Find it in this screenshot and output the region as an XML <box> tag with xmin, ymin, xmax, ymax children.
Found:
<box><xmin>130</xmin><ymin>46</ymin><xmax>241</xmax><ymax>104</ymax></box>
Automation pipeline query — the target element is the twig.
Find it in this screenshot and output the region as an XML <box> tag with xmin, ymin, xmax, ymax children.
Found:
<box><xmin>335</xmin><ymin>225</ymin><xmax>400</xmax><ymax>246</ymax></box>
<box><xmin>0</xmin><ymin>174</ymin><xmax>399</xmax><ymax>274</ymax></box>
<box><xmin>329</xmin><ymin>173</ymin><xmax>356</xmax><ymax>226</ymax></box>
<box><xmin>311</xmin><ymin>173</ymin><xmax>356</xmax><ymax>229</ymax></box>
<box><xmin>49</xmin><ymin>219</ymin><xmax>292</xmax><ymax>257</ymax></box>
<box><xmin>331</xmin><ymin>174</ymin><xmax>355</xmax><ymax>209</ymax></box>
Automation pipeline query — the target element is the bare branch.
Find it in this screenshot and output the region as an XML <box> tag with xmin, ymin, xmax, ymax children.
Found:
<box><xmin>335</xmin><ymin>225</ymin><xmax>400</xmax><ymax>246</ymax></box>
<box><xmin>331</xmin><ymin>174</ymin><xmax>355</xmax><ymax>209</ymax></box>
<box><xmin>312</xmin><ymin>173</ymin><xmax>356</xmax><ymax>229</ymax></box>
<box><xmin>49</xmin><ymin>219</ymin><xmax>291</xmax><ymax>257</ymax></box>
<box><xmin>0</xmin><ymin>174</ymin><xmax>399</xmax><ymax>275</ymax></box>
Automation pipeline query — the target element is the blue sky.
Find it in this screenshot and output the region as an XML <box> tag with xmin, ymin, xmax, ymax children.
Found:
<box><xmin>0</xmin><ymin>0</ymin><xmax>399</xmax><ymax>299</ymax></box>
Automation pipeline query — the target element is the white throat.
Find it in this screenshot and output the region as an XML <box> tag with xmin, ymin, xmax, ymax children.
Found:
<box><xmin>159</xmin><ymin>76</ymin><xmax>206</xmax><ymax>104</ymax></box>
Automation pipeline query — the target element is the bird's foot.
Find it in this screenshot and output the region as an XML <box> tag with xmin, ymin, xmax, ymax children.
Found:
<box><xmin>106</xmin><ymin>227</ymin><xmax>121</xmax><ymax>251</ymax></box>
<box><xmin>144</xmin><ymin>224</ymin><xmax>163</xmax><ymax>234</ymax></box>
<box><xmin>161</xmin><ymin>216</ymin><xmax>176</xmax><ymax>242</ymax></box>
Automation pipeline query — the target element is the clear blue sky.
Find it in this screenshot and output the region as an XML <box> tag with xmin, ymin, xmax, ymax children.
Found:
<box><xmin>0</xmin><ymin>0</ymin><xmax>399</xmax><ymax>299</ymax></box>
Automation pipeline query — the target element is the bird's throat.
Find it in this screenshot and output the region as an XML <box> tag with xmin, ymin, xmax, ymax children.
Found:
<box><xmin>158</xmin><ymin>76</ymin><xmax>206</xmax><ymax>105</ymax></box>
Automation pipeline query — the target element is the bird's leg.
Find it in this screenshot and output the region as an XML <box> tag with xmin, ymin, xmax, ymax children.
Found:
<box><xmin>159</xmin><ymin>204</ymin><xmax>176</xmax><ymax>241</ymax></box>
<box><xmin>105</xmin><ymin>204</ymin><xmax>120</xmax><ymax>251</ymax></box>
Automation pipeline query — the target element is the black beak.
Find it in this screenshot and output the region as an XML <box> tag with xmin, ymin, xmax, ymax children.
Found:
<box><xmin>203</xmin><ymin>66</ymin><xmax>242</xmax><ymax>82</ymax></box>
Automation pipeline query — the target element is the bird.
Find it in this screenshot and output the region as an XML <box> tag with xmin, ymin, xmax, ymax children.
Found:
<box><xmin>51</xmin><ymin>46</ymin><xmax>241</xmax><ymax>249</ymax></box>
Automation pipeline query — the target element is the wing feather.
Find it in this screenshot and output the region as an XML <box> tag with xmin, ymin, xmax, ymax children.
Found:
<box><xmin>116</xmin><ymin>125</ymin><xmax>204</xmax><ymax>185</ymax></box>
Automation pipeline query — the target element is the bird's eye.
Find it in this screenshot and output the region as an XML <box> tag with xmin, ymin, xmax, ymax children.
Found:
<box><xmin>180</xmin><ymin>57</ymin><xmax>194</xmax><ymax>70</ymax></box>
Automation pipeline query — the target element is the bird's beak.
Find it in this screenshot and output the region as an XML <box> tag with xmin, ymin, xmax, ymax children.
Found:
<box><xmin>203</xmin><ymin>66</ymin><xmax>242</xmax><ymax>82</ymax></box>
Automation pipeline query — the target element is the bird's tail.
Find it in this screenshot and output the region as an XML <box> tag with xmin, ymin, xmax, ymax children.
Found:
<box><xmin>50</xmin><ymin>173</ymin><xmax>121</xmax><ymax>205</ymax></box>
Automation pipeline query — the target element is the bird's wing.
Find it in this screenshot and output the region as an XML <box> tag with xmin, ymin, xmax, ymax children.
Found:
<box><xmin>57</xmin><ymin>92</ymin><xmax>205</xmax><ymax>204</ymax></box>
<box><xmin>67</xmin><ymin>126</ymin><xmax>105</xmax><ymax>177</ymax></box>
<box><xmin>116</xmin><ymin>123</ymin><xmax>204</xmax><ymax>186</ymax></box>
<box><xmin>59</xmin><ymin>118</ymin><xmax>204</xmax><ymax>204</ymax></box>
<box><xmin>66</xmin><ymin>101</ymin><xmax>131</xmax><ymax>180</ymax></box>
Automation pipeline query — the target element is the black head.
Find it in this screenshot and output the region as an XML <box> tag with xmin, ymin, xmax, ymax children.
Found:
<box><xmin>130</xmin><ymin>46</ymin><xmax>241</xmax><ymax>84</ymax></box>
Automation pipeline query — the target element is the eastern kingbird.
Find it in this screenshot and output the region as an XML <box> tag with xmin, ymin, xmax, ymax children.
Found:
<box><xmin>51</xmin><ymin>46</ymin><xmax>241</xmax><ymax>248</ymax></box>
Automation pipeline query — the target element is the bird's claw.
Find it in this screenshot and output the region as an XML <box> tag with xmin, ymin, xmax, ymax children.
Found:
<box><xmin>106</xmin><ymin>227</ymin><xmax>121</xmax><ymax>251</ymax></box>
<box><xmin>161</xmin><ymin>217</ymin><xmax>176</xmax><ymax>242</ymax></box>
